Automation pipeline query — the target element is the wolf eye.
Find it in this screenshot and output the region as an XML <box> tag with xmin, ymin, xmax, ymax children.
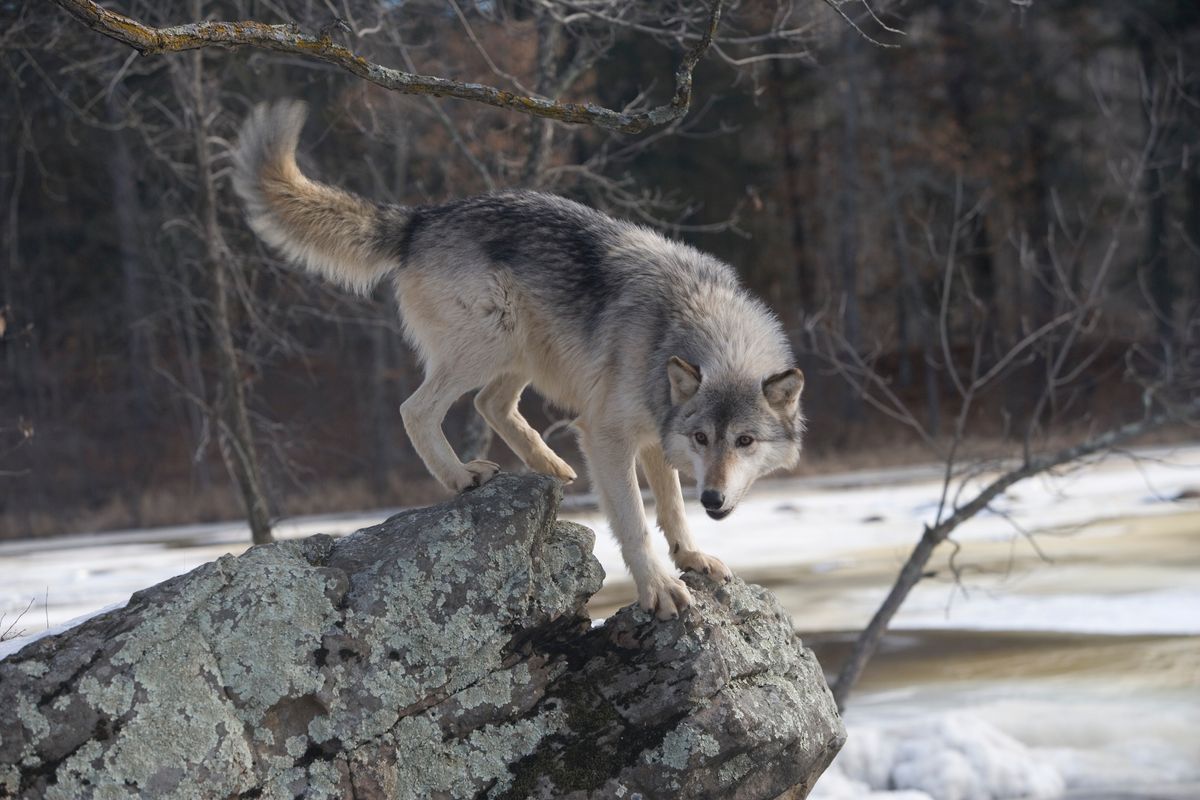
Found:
<box><xmin>693</xmin><ymin>432</ymin><xmax>708</xmax><ymax>446</ymax></box>
<box><xmin>735</xmin><ymin>435</ymin><xmax>754</xmax><ymax>448</ymax></box>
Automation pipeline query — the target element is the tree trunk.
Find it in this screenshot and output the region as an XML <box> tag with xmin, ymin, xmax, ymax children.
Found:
<box><xmin>368</xmin><ymin>322</ymin><xmax>394</xmax><ymax>502</ymax></box>
<box><xmin>878</xmin><ymin>144</ymin><xmax>941</xmax><ymax>435</ymax></box>
<box><xmin>1187</xmin><ymin>163</ymin><xmax>1200</xmax><ymax>314</ymax></box>
<box><xmin>106</xmin><ymin>88</ymin><xmax>152</xmax><ymax>526</ymax></box>
<box><xmin>1010</xmin><ymin>12</ymin><xmax>1056</xmax><ymax>335</ymax></box>
<box><xmin>836</xmin><ymin>32</ymin><xmax>863</xmax><ymax>422</ymax></box>
<box><xmin>0</xmin><ymin>125</ymin><xmax>39</xmax><ymax>533</ymax></box>
<box><xmin>937</xmin><ymin>0</ymin><xmax>998</xmax><ymax>349</ymax></box>
<box><xmin>191</xmin><ymin>49</ymin><xmax>273</xmax><ymax>545</ymax></box>
<box><xmin>521</xmin><ymin>7</ymin><xmax>561</xmax><ymax>188</ymax></box>
<box><xmin>1188</xmin><ymin>62</ymin><xmax>1200</xmax><ymax>314</ymax></box>
<box><xmin>209</xmin><ymin>254</ymin><xmax>273</xmax><ymax>545</ymax></box>
<box><xmin>770</xmin><ymin>58</ymin><xmax>812</xmax><ymax>314</ymax></box>
<box><xmin>1137</xmin><ymin>34</ymin><xmax>1174</xmax><ymax>353</ymax></box>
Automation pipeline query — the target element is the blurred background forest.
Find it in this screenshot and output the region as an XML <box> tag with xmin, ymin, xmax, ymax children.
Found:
<box><xmin>1</xmin><ymin>0</ymin><xmax>1198</xmax><ymax>540</ymax></box>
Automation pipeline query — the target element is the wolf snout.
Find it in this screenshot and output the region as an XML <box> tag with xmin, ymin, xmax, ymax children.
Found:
<box><xmin>701</xmin><ymin>490</ymin><xmax>732</xmax><ymax>520</ymax></box>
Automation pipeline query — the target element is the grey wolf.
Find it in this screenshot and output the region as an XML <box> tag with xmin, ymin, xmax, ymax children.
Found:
<box><xmin>232</xmin><ymin>101</ymin><xmax>806</xmax><ymax>619</ymax></box>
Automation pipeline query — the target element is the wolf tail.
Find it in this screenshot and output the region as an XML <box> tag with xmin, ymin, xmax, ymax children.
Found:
<box><xmin>231</xmin><ymin>100</ymin><xmax>404</xmax><ymax>295</ymax></box>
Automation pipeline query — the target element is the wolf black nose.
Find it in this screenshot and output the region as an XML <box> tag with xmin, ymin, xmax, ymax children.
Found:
<box><xmin>700</xmin><ymin>490</ymin><xmax>725</xmax><ymax>510</ymax></box>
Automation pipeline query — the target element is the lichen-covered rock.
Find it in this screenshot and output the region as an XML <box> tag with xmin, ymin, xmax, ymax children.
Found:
<box><xmin>0</xmin><ymin>474</ymin><xmax>844</xmax><ymax>799</ymax></box>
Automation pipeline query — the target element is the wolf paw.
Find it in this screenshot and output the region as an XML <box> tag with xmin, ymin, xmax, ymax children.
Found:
<box><xmin>530</xmin><ymin>452</ymin><xmax>577</xmax><ymax>484</ymax></box>
<box><xmin>454</xmin><ymin>460</ymin><xmax>501</xmax><ymax>492</ymax></box>
<box><xmin>637</xmin><ymin>571</ymin><xmax>693</xmax><ymax>620</ymax></box>
<box><xmin>673</xmin><ymin>550</ymin><xmax>733</xmax><ymax>583</ymax></box>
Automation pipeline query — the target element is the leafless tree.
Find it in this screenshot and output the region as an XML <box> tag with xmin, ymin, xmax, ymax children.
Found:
<box><xmin>807</xmin><ymin>70</ymin><xmax>1200</xmax><ymax>706</ymax></box>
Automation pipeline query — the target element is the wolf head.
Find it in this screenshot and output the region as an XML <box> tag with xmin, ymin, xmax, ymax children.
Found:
<box><xmin>662</xmin><ymin>356</ymin><xmax>805</xmax><ymax>520</ymax></box>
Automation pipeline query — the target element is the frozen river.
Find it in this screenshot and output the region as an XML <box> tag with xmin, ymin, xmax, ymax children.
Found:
<box><xmin>3</xmin><ymin>445</ymin><xmax>1199</xmax><ymax>798</ymax></box>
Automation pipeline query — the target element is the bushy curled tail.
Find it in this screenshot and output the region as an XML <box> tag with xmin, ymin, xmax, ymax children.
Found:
<box><xmin>231</xmin><ymin>100</ymin><xmax>404</xmax><ymax>295</ymax></box>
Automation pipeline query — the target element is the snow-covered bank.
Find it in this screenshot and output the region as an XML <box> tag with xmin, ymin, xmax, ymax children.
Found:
<box><xmin>3</xmin><ymin>444</ymin><xmax>1198</xmax><ymax>644</ymax></box>
<box><xmin>4</xmin><ymin>444</ymin><xmax>1198</xmax><ymax>636</ymax></box>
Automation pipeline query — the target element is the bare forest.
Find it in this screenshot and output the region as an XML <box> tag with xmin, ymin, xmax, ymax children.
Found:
<box><xmin>2</xmin><ymin>0</ymin><xmax>1198</xmax><ymax>542</ymax></box>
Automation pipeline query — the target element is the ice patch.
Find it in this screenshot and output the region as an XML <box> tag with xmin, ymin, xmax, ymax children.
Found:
<box><xmin>813</xmin><ymin>766</ymin><xmax>933</xmax><ymax>800</ymax></box>
<box><xmin>813</xmin><ymin>690</ymin><xmax>1200</xmax><ymax>800</ymax></box>
<box><xmin>815</xmin><ymin>715</ymin><xmax>1064</xmax><ymax>800</ymax></box>
<box><xmin>891</xmin><ymin>587</ymin><xmax>1200</xmax><ymax>636</ymax></box>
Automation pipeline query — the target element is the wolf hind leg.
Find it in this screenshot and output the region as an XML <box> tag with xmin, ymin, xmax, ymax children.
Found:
<box><xmin>475</xmin><ymin>374</ymin><xmax>576</xmax><ymax>483</ymax></box>
<box><xmin>639</xmin><ymin>442</ymin><xmax>732</xmax><ymax>583</ymax></box>
<box><xmin>580</xmin><ymin>427</ymin><xmax>691</xmax><ymax>620</ymax></box>
<box><xmin>400</xmin><ymin>366</ymin><xmax>500</xmax><ymax>494</ymax></box>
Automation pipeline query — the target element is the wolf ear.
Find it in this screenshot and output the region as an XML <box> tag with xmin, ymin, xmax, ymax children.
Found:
<box><xmin>763</xmin><ymin>368</ymin><xmax>804</xmax><ymax>413</ymax></box>
<box><xmin>667</xmin><ymin>356</ymin><xmax>702</xmax><ymax>405</ymax></box>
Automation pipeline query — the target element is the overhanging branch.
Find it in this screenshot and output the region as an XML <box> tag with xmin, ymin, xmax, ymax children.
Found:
<box><xmin>51</xmin><ymin>0</ymin><xmax>724</xmax><ymax>134</ymax></box>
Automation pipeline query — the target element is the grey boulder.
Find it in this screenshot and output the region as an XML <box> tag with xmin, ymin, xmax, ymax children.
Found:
<box><xmin>0</xmin><ymin>474</ymin><xmax>844</xmax><ymax>799</ymax></box>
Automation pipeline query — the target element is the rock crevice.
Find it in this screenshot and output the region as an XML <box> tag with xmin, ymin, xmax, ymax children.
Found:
<box><xmin>0</xmin><ymin>474</ymin><xmax>844</xmax><ymax>799</ymax></box>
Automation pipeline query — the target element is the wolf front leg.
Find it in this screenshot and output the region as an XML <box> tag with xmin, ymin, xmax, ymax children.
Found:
<box><xmin>580</xmin><ymin>428</ymin><xmax>692</xmax><ymax>619</ymax></box>
<box><xmin>639</xmin><ymin>442</ymin><xmax>733</xmax><ymax>582</ymax></box>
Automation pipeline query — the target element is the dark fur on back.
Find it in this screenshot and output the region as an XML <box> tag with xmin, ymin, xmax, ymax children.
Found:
<box><xmin>379</xmin><ymin>191</ymin><xmax>628</xmax><ymax>329</ymax></box>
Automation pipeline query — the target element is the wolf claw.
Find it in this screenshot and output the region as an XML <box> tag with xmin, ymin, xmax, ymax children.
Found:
<box><xmin>673</xmin><ymin>550</ymin><xmax>733</xmax><ymax>584</ymax></box>
<box><xmin>638</xmin><ymin>572</ymin><xmax>693</xmax><ymax>620</ymax></box>
<box><xmin>456</xmin><ymin>460</ymin><xmax>501</xmax><ymax>492</ymax></box>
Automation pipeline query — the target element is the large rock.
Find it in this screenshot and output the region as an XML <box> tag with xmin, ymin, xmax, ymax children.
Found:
<box><xmin>0</xmin><ymin>475</ymin><xmax>844</xmax><ymax>799</ymax></box>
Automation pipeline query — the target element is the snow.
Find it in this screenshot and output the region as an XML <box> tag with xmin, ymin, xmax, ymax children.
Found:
<box><xmin>0</xmin><ymin>514</ymin><xmax>383</xmax><ymax>645</ymax></box>
<box><xmin>814</xmin><ymin>687</ymin><xmax>1200</xmax><ymax>800</ymax></box>
<box><xmin>817</xmin><ymin>715</ymin><xmax>1066</xmax><ymax>800</ymax></box>
<box><xmin>5</xmin><ymin>444</ymin><xmax>1198</xmax><ymax>639</ymax></box>
<box><xmin>888</xmin><ymin>585</ymin><xmax>1200</xmax><ymax>635</ymax></box>
<box><xmin>0</xmin><ymin>601</ymin><xmax>124</xmax><ymax>661</ymax></box>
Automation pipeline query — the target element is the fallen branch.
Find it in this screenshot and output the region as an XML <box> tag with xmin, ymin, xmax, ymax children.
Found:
<box><xmin>830</xmin><ymin>396</ymin><xmax>1200</xmax><ymax>709</ymax></box>
<box><xmin>51</xmin><ymin>0</ymin><xmax>723</xmax><ymax>134</ymax></box>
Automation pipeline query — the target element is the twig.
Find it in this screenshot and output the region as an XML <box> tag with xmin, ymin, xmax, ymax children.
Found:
<box><xmin>0</xmin><ymin>598</ymin><xmax>36</xmax><ymax>642</ymax></box>
<box><xmin>820</xmin><ymin>0</ymin><xmax>900</xmax><ymax>48</ymax></box>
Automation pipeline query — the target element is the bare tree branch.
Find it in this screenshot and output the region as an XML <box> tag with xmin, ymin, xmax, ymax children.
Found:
<box><xmin>829</xmin><ymin>395</ymin><xmax>1200</xmax><ymax>709</ymax></box>
<box><xmin>51</xmin><ymin>0</ymin><xmax>724</xmax><ymax>134</ymax></box>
